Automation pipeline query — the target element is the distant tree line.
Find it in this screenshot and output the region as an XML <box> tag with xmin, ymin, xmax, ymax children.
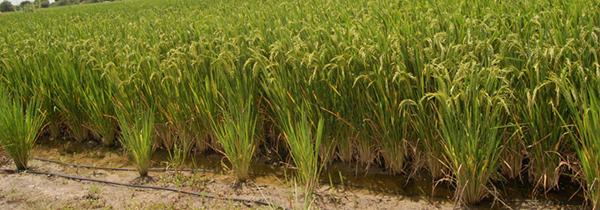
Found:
<box><xmin>1</xmin><ymin>0</ymin><xmax>116</xmax><ymax>13</ymax></box>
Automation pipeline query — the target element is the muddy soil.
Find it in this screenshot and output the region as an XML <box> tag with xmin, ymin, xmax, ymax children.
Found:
<box><xmin>0</xmin><ymin>142</ymin><xmax>585</xmax><ymax>209</ymax></box>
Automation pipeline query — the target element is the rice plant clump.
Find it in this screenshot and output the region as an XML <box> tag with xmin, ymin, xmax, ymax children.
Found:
<box><xmin>431</xmin><ymin>66</ymin><xmax>511</xmax><ymax>204</ymax></box>
<box><xmin>522</xmin><ymin>82</ymin><xmax>566</xmax><ymax>193</ymax></box>
<box><xmin>205</xmin><ymin>68</ymin><xmax>259</xmax><ymax>182</ymax></box>
<box><xmin>0</xmin><ymin>91</ymin><xmax>46</xmax><ymax>171</ymax></box>
<box><xmin>265</xmin><ymin>86</ymin><xmax>326</xmax><ymax>195</ymax></box>
<box><xmin>286</xmin><ymin>113</ymin><xmax>325</xmax><ymax>194</ymax></box>
<box><xmin>116</xmin><ymin>109</ymin><xmax>155</xmax><ymax>177</ymax></box>
<box><xmin>559</xmin><ymin>76</ymin><xmax>600</xmax><ymax>209</ymax></box>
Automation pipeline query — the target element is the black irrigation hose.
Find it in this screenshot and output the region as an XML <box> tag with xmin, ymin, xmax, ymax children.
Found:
<box><xmin>32</xmin><ymin>157</ymin><xmax>210</xmax><ymax>173</ymax></box>
<box><xmin>0</xmin><ymin>168</ymin><xmax>288</xmax><ymax>210</ymax></box>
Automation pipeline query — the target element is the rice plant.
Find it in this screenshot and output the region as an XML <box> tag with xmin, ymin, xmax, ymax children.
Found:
<box><xmin>262</xmin><ymin>57</ymin><xmax>326</xmax><ymax>194</ymax></box>
<box><xmin>558</xmin><ymin>75</ymin><xmax>600</xmax><ymax>209</ymax></box>
<box><xmin>115</xmin><ymin>102</ymin><xmax>155</xmax><ymax>177</ymax></box>
<box><xmin>205</xmin><ymin>67</ymin><xmax>259</xmax><ymax>182</ymax></box>
<box><xmin>430</xmin><ymin>65</ymin><xmax>511</xmax><ymax>204</ymax></box>
<box><xmin>358</xmin><ymin>67</ymin><xmax>414</xmax><ymax>173</ymax></box>
<box><xmin>414</xmin><ymin>99</ymin><xmax>447</xmax><ymax>179</ymax></box>
<box><xmin>507</xmin><ymin>47</ymin><xmax>571</xmax><ymax>191</ymax></box>
<box><xmin>82</xmin><ymin>72</ymin><xmax>118</xmax><ymax>146</ymax></box>
<box><xmin>0</xmin><ymin>90</ymin><xmax>46</xmax><ymax>171</ymax></box>
<box><xmin>521</xmin><ymin>81</ymin><xmax>567</xmax><ymax>192</ymax></box>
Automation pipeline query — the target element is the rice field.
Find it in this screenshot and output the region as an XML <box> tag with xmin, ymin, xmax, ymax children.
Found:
<box><xmin>0</xmin><ymin>0</ymin><xmax>599</xmax><ymax>208</ymax></box>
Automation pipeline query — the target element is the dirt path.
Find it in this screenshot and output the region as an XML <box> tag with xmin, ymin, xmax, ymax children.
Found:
<box><xmin>0</xmin><ymin>150</ymin><xmax>453</xmax><ymax>210</ymax></box>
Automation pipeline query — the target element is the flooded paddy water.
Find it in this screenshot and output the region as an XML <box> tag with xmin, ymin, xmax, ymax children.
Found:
<box><xmin>0</xmin><ymin>138</ymin><xmax>585</xmax><ymax>209</ymax></box>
